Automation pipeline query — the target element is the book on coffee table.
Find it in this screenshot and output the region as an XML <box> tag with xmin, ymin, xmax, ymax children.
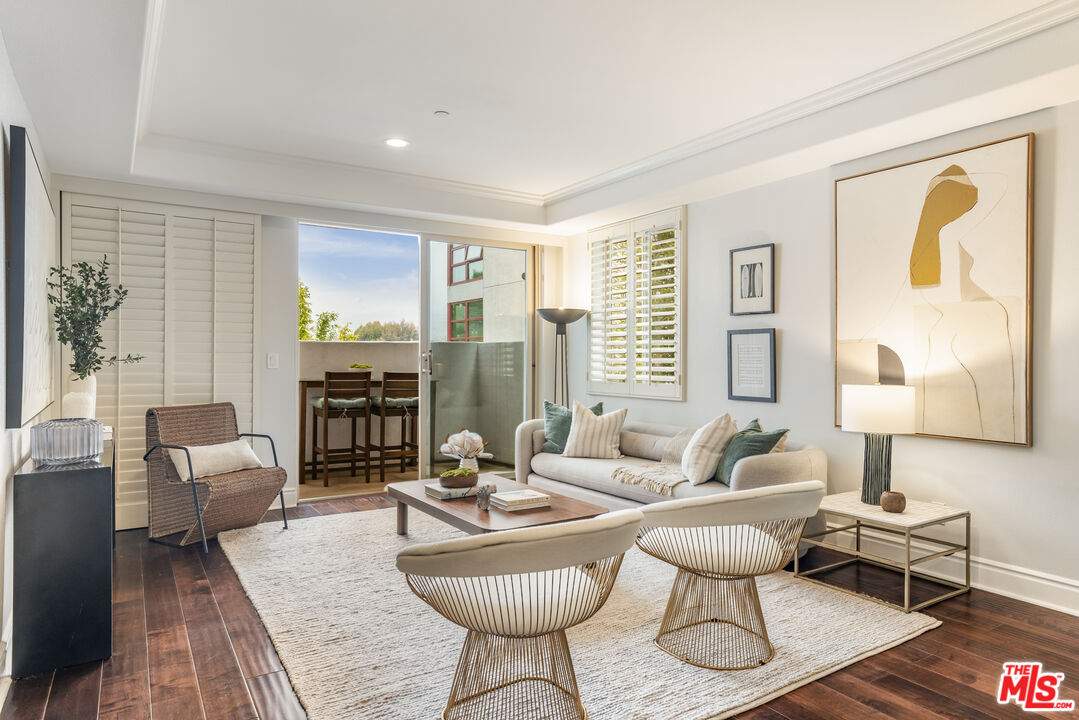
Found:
<box><xmin>490</xmin><ymin>489</ymin><xmax>551</xmax><ymax>511</ymax></box>
<box><xmin>425</xmin><ymin>480</ymin><xmax>495</xmax><ymax>500</ymax></box>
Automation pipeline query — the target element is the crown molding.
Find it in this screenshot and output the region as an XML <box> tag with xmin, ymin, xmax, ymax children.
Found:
<box><xmin>130</xmin><ymin>0</ymin><xmax>168</xmax><ymax>169</ymax></box>
<box><xmin>135</xmin><ymin>133</ymin><xmax>548</xmax><ymax>207</ymax></box>
<box><xmin>130</xmin><ymin>1</ymin><xmax>1079</xmax><ymax>219</ymax></box>
<box><xmin>542</xmin><ymin>0</ymin><xmax>1079</xmax><ymax>205</ymax></box>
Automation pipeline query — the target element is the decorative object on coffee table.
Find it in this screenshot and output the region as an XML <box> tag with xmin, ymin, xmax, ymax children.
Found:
<box><xmin>841</xmin><ymin>384</ymin><xmax>915</xmax><ymax>504</ymax></box>
<box><xmin>439</xmin><ymin>467</ymin><xmax>479</xmax><ymax>489</ymax></box>
<box><xmin>387</xmin><ymin>476</ymin><xmax>606</xmax><ymax>536</ymax></box>
<box><xmin>730</xmin><ymin>243</ymin><xmax>774</xmax><ymax>315</ymax></box>
<box><xmin>439</xmin><ymin>429</ymin><xmax>493</xmax><ymax>472</ymax></box>
<box><xmin>880</xmin><ymin>490</ymin><xmax>907</xmax><ymax>513</ymax></box>
<box><xmin>536</xmin><ymin>307</ymin><xmax>588</xmax><ymax>405</ymax></box>
<box><xmin>796</xmin><ymin>490</ymin><xmax>970</xmax><ymax>612</ymax></box>
<box><xmin>30</xmin><ymin>418</ymin><xmax>104</xmax><ymax>465</ymax></box>
<box><xmin>727</xmin><ymin>328</ymin><xmax>776</xmax><ymax>402</ymax></box>
<box><xmin>475</xmin><ymin>485</ymin><xmax>492</xmax><ymax>511</ymax></box>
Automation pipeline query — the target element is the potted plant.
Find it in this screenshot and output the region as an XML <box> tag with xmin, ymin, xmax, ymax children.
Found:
<box><xmin>47</xmin><ymin>257</ymin><xmax>143</xmax><ymax>418</ymax></box>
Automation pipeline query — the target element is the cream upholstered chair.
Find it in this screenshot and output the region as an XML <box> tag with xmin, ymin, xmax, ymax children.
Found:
<box><xmin>637</xmin><ymin>480</ymin><xmax>825</xmax><ymax>670</ymax></box>
<box><xmin>397</xmin><ymin>509</ymin><xmax>643</xmax><ymax>720</ymax></box>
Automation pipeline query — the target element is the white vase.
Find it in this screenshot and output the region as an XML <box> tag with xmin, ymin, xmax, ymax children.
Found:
<box><xmin>62</xmin><ymin>374</ymin><xmax>97</xmax><ymax>419</ymax></box>
<box><xmin>458</xmin><ymin>456</ymin><xmax>479</xmax><ymax>473</ymax></box>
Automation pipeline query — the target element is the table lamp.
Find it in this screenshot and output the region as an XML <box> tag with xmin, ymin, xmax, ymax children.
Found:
<box><xmin>536</xmin><ymin>308</ymin><xmax>588</xmax><ymax>406</ymax></box>
<box><xmin>841</xmin><ymin>384</ymin><xmax>915</xmax><ymax>504</ymax></box>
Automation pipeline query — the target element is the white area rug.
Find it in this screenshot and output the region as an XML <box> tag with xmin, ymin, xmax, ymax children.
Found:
<box><xmin>219</xmin><ymin>509</ymin><xmax>940</xmax><ymax>720</ymax></box>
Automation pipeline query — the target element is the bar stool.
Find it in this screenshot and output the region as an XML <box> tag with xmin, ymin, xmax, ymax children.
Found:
<box><xmin>371</xmin><ymin>371</ymin><xmax>419</xmax><ymax>482</ymax></box>
<box><xmin>310</xmin><ymin>371</ymin><xmax>373</xmax><ymax>487</ymax></box>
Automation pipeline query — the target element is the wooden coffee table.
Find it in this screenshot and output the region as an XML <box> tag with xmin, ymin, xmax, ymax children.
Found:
<box><xmin>386</xmin><ymin>474</ymin><xmax>609</xmax><ymax>535</ymax></box>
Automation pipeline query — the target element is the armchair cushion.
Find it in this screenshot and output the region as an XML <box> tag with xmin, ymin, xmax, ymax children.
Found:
<box><xmin>640</xmin><ymin>525</ymin><xmax>782</xmax><ymax>575</ymax></box>
<box><xmin>168</xmin><ymin>439</ymin><xmax>263</xmax><ymax>481</ymax></box>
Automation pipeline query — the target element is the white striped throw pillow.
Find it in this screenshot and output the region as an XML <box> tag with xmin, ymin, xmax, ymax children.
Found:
<box><xmin>563</xmin><ymin>401</ymin><xmax>628</xmax><ymax>459</ymax></box>
<box><xmin>681</xmin><ymin>414</ymin><xmax>738</xmax><ymax>485</ymax></box>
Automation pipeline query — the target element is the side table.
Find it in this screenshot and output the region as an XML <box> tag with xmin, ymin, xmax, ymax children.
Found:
<box><xmin>794</xmin><ymin>490</ymin><xmax>970</xmax><ymax>612</ymax></box>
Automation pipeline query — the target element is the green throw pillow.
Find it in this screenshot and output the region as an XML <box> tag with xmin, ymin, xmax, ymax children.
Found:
<box><xmin>542</xmin><ymin>400</ymin><xmax>603</xmax><ymax>454</ymax></box>
<box><xmin>742</xmin><ymin>418</ymin><xmax>763</xmax><ymax>433</ymax></box>
<box><xmin>717</xmin><ymin>427</ymin><xmax>789</xmax><ymax>485</ymax></box>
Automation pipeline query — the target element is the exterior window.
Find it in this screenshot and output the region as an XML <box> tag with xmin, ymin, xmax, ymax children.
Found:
<box><xmin>448</xmin><ymin>299</ymin><xmax>483</xmax><ymax>341</ymax></box>
<box><xmin>588</xmin><ymin>207</ymin><xmax>684</xmax><ymax>400</ymax></box>
<box><xmin>449</xmin><ymin>244</ymin><xmax>484</xmax><ymax>285</ymax></box>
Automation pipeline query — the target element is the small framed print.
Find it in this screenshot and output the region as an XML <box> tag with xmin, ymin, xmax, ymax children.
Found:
<box><xmin>730</xmin><ymin>243</ymin><xmax>774</xmax><ymax>315</ymax></box>
<box><xmin>728</xmin><ymin>328</ymin><xmax>776</xmax><ymax>402</ymax></box>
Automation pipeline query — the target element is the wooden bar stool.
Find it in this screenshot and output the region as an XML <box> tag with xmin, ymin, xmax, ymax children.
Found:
<box><xmin>310</xmin><ymin>371</ymin><xmax>373</xmax><ymax>487</ymax></box>
<box><xmin>371</xmin><ymin>371</ymin><xmax>419</xmax><ymax>482</ymax></box>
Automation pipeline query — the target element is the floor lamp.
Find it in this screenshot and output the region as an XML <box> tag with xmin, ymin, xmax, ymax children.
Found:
<box><xmin>536</xmin><ymin>308</ymin><xmax>587</xmax><ymax>406</ymax></box>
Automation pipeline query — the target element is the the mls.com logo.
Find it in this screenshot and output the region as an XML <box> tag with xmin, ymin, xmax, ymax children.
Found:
<box><xmin>998</xmin><ymin>662</ymin><xmax>1075</xmax><ymax>711</ymax></box>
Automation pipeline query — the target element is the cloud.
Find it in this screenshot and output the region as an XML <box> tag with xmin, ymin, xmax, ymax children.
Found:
<box><xmin>299</xmin><ymin>224</ymin><xmax>418</xmax><ymax>261</ymax></box>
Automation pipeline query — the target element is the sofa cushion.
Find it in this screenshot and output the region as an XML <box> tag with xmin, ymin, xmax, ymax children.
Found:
<box><xmin>681</xmin><ymin>414</ymin><xmax>737</xmax><ymax>485</ymax></box>
<box><xmin>530</xmin><ymin>453</ymin><xmax>730</xmax><ymax>505</ymax></box>
<box><xmin>541</xmin><ymin>400</ymin><xmax>602</xmax><ymax>454</ymax></box>
<box><xmin>717</xmin><ymin>428</ymin><xmax>790</xmax><ymax>484</ymax></box>
<box><xmin>563</xmin><ymin>403</ymin><xmax>627</xmax><ymax>459</ymax></box>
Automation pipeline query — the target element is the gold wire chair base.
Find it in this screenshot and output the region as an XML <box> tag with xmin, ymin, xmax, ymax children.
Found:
<box><xmin>443</xmin><ymin>629</ymin><xmax>587</xmax><ymax>720</ymax></box>
<box><xmin>654</xmin><ymin>569</ymin><xmax>775</xmax><ymax>670</ymax></box>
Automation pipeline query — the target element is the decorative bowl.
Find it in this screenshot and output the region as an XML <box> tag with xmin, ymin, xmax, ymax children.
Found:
<box><xmin>439</xmin><ymin>468</ymin><xmax>479</xmax><ymax>488</ymax></box>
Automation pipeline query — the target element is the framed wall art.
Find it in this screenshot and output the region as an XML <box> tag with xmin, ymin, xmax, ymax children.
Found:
<box><xmin>730</xmin><ymin>242</ymin><xmax>774</xmax><ymax>315</ymax></box>
<box><xmin>728</xmin><ymin>328</ymin><xmax>775</xmax><ymax>402</ymax></box>
<box><xmin>6</xmin><ymin>125</ymin><xmax>56</xmax><ymax>428</ymax></box>
<box><xmin>835</xmin><ymin>133</ymin><xmax>1033</xmax><ymax>446</ymax></box>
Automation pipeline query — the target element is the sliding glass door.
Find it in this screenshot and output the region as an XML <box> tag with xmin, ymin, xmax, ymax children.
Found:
<box><xmin>418</xmin><ymin>238</ymin><xmax>533</xmax><ymax>477</ymax></box>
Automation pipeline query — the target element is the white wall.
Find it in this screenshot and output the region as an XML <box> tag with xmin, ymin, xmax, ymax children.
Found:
<box><xmin>567</xmin><ymin>104</ymin><xmax>1079</xmax><ymax>614</ymax></box>
<box><xmin>259</xmin><ymin>216</ymin><xmax>300</xmax><ymax>503</ymax></box>
<box><xmin>0</xmin><ymin>26</ymin><xmax>54</xmax><ymax>695</ymax></box>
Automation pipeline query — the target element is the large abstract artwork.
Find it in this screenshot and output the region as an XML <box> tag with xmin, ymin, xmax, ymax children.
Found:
<box><xmin>835</xmin><ymin>134</ymin><xmax>1033</xmax><ymax>445</ymax></box>
<box><xmin>5</xmin><ymin>125</ymin><xmax>56</xmax><ymax>428</ymax></box>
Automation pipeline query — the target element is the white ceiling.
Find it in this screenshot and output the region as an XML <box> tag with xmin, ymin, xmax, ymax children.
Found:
<box><xmin>1</xmin><ymin>0</ymin><xmax>1076</xmax><ymax>230</ymax></box>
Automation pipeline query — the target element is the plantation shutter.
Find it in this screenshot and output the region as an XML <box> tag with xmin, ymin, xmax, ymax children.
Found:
<box><xmin>588</xmin><ymin>224</ymin><xmax>630</xmax><ymax>394</ymax></box>
<box><xmin>587</xmin><ymin>207</ymin><xmax>684</xmax><ymax>400</ymax></box>
<box><xmin>63</xmin><ymin>194</ymin><xmax>259</xmax><ymax>530</ymax></box>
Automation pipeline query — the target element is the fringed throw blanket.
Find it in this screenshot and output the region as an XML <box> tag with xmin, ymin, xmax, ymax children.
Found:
<box><xmin>612</xmin><ymin>464</ymin><xmax>687</xmax><ymax>496</ymax></box>
<box><xmin>613</xmin><ymin>428</ymin><xmax>694</xmax><ymax>496</ymax></box>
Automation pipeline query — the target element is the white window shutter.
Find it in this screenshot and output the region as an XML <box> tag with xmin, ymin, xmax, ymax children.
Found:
<box><xmin>587</xmin><ymin>225</ymin><xmax>630</xmax><ymax>395</ymax></box>
<box><xmin>587</xmin><ymin>207</ymin><xmax>684</xmax><ymax>400</ymax></box>
<box><xmin>63</xmin><ymin>194</ymin><xmax>259</xmax><ymax>530</ymax></box>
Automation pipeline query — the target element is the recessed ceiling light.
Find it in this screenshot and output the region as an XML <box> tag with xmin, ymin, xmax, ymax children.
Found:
<box><xmin>434</xmin><ymin>110</ymin><xmax>450</xmax><ymax>117</ymax></box>
<box><xmin>384</xmin><ymin>138</ymin><xmax>410</xmax><ymax>148</ymax></box>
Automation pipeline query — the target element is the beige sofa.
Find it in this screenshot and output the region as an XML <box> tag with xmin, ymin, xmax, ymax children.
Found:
<box><xmin>514</xmin><ymin>418</ymin><xmax>827</xmax><ymax>539</ymax></box>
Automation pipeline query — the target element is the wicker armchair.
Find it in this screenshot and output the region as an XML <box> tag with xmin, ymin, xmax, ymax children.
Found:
<box><xmin>636</xmin><ymin>481</ymin><xmax>825</xmax><ymax>670</ymax></box>
<box><xmin>144</xmin><ymin>402</ymin><xmax>288</xmax><ymax>552</ymax></box>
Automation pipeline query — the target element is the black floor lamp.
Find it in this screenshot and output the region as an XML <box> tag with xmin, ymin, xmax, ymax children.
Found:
<box><xmin>536</xmin><ymin>308</ymin><xmax>587</xmax><ymax>406</ymax></box>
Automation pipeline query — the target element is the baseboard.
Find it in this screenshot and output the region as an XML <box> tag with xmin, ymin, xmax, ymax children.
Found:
<box><xmin>283</xmin><ymin>486</ymin><xmax>298</xmax><ymax>507</ymax></box>
<box><xmin>825</xmin><ymin>523</ymin><xmax>1079</xmax><ymax>617</ymax></box>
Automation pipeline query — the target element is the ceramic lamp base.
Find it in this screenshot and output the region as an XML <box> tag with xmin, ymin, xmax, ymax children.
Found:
<box><xmin>860</xmin><ymin>432</ymin><xmax>893</xmax><ymax>504</ymax></box>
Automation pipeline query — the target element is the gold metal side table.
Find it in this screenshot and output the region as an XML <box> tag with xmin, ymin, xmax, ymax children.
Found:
<box><xmin>794</xmin><ymin>490</ymin><xmax>970</xmax><ymax>613</ymax></box>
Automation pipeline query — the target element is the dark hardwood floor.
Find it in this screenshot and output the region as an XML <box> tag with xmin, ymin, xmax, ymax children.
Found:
<box><xmin>3</xmin><ymin>496</ymin><xmax>1077</xmax><ymax>720</ymax></box>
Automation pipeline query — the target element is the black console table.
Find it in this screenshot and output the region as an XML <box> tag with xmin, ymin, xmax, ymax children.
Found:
<box><xmin>12</xmin><ymin>440</ymin><xmax>114</xmax><ymax>678</ymax></box>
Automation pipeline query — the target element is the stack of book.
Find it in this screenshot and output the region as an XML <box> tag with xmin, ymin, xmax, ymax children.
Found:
<box><xmin>424</xmin><ymin>481</ymin><xmax>493</xmax><ymax>500</ymax></box>
<box><xmin>490</xmin><ymin>489</ymin><xmax>551</xmax><ymax>511</ymax></box>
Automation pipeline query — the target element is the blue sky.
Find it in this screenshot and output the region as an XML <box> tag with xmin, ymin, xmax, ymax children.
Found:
<box><xmin>298</xmin><ymin>224</ymin><xmax>419</xmax><ymax>327</ymax></box>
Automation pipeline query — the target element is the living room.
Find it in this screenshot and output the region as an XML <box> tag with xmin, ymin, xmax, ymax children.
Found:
<box><xmin>0</xmin><ymin>2</ymin><xmax>1077</xmax><ymax>719</ymax></box>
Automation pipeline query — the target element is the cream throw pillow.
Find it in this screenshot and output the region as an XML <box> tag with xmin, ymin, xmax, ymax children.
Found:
<box><xmin>563</xmin><ymin>401</ymin><xmax>628</xmax><ymax>459</ymax></box>
<box><xmin>681</xmin><ymin>414</ymin><xmax>738</xmax><ymax>485</ymax></box>
<box><xmin>168</xmin><ymin>439</ymin><xmax>263</xmax><ymax>481</ymax></box>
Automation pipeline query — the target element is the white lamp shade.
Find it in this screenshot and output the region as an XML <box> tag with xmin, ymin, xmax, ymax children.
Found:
<box><xmin>841</xmin><ymin>384</ymin><xmax>915</xmax><ymax>435</ymax></box>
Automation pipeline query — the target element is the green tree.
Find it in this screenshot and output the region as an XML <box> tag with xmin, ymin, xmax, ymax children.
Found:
<box><xmin>298</xmin><ymin>282</ymin><xmax>313</xmax><ymax>340</ymax></box>
<box><xmin>314</xmin><ymin>311</ymin><xmax>339</xmax><ymax>341</ymax></box>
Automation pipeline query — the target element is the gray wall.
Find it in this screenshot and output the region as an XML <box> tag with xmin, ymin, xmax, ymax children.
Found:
<box><xmin>567</xmin><ymin>104</ymin><xmax>1079</xmax><ymax>612</ymax></box>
